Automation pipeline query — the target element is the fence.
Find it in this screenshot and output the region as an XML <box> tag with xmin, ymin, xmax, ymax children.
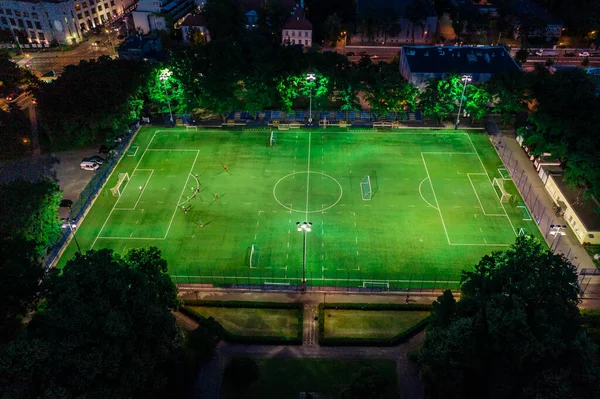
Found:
<box><xmin>172</xmin><ymin>269</ymin><xmax>463</xmax><ymax>294</ymax></box>
<box><xmin>42</xmin><ymin>122</ymin><xmax>141</xmax><ymax>269</ymax></box>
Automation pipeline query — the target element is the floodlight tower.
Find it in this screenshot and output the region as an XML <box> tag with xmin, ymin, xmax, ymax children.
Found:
<box><xmin>455</xmin><ymin>75</ymin><xmax>472</xmax><ymax>130</ymax></box>
<box><xmin>159</xmin><ymin>68</ymin><xmax>174</xmax><ymax>125</ymax></box>
<box><xmin>306</xmin><ymin>73</ymin><xmax>316</xmax><ymax>127</ymax></box>
<box><xmin>297</xmin><ymin>221</ymin><xmax>312</xmax><ymax>288</ymax></box>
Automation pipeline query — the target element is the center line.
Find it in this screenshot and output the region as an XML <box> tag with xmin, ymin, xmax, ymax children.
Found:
<box><xmin>305</xmin><ymin>131</ymin><xmax>311</xmax><ymax>220</ymax></box>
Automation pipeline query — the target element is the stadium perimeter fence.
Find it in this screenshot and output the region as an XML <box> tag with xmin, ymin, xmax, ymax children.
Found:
<box><xmin>489</xmin><ymin>134</ymin><xmax>596</xmax><ymax>296</ymax></box>
<box><xmin>42</xmin><ymin>122</ymin><xmax>141</xmax><ymax>269</ymax></box>
<box><xmin>172</xmin><ymin>269</ymin><xmax>463</xmax><ymax>294</ymax></box>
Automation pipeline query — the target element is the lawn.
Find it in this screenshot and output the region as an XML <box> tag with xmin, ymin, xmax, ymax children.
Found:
<box><xmin>185</xmin><ymin>306</ymin><xmax>300</xmax><ymax>338</ymax></box>
<box><xmin>323</xmin><ymin>309</ymin><xmax>430</xmax><ymax>339</ymax></box>
<box><xmin>58</xmin><ymin>126</ymin><xmax>544</xmax><ymax>288</ymax></box>
<box><xmin>220</xmin><ymin>358</ymin><xmax>398</xmax><ymax>399</ymax></box>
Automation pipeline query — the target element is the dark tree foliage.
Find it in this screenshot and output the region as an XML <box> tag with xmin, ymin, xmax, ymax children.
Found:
<box><xmin>0</xmin><ymin>248</ymin><xmax>182</xmax><ymax>399</ymax></box>
<box><xmin>36</xmin><ymin>56</ymin><xmax>149</xmax><ymax>149</ymax></box>
<box><xmin>187</xmin><ymin>316</ymin><xmax>224</xmax><ymax>361</ymax></box>
<box><xmin>0</xmin><ymin>179</ymin><xmax>61</xmax><ymax>256</ymax></box>
<box><xmin>0</xmin><ymin>51</ymin><xmax>38</xmax><ymax>89</ymax></box>
<box><xmin>0</xmin><ymin>238</ymin><xmax>47</xmax><ymax>344</ymax></box>
<box><xmin>419</xmin><ymin>236</ymin><xmax>598</xmax><ymax>399</ymax></box>
<box><xmin>340</xmin><ymin>366</ymin><xmax>392</xmax><ymax>399</ymax></box>
<box><xmin>224</xmin><ymin>357</ymin><xmax>260</xmax><ymax>391</ymax></box>
<box><xmin>203</xmin><ymin>0</ymin><xmax>245</xmax><ymax>41</ymax></box>
<box><xmin>0</xmin><ymin>108</ymin><xmax>33</xmax><ymax>158</ymax></box>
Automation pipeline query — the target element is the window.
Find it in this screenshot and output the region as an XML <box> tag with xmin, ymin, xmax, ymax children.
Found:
<box><xmin>97</xmin><ymin>5</ymin><xmax>102</xmax><ymax>10</ymax></box>
<box><xmin>35</xmin><ymin>21</ymin><xmax>41</xmax><ymax>29</ymax></box>
<box><xmin>304</xmin><ymin>31</ymin><xmax>308</xmax><ymax>37</ymax></box>
<box><xmin>92</xmin><ymin>7</ymin><xmax>97</xmax><ymax>13</ymax></box>
<box><xmin>104</xmin><ymin>3</ymin><xmax>109</xmax><ymax>8</ymax></box>
<box><xmin>15</xmin><ymin>10</ymin><xmax>21</xmax><ymax>16</ymax></box>
<box><xmin>9</xmin><ymin>17</ymin><xmax>15</xmax><ymax>25</ymax></box>
<box><xmin>26</xmin><ymin>20</ymin><xmax>32</xmax><ymax>28</ymax></box>
<box><xmin>0</xmin><ymin>9</ymin><xmax>4</xmax><ymax>14</ymax></box>
<box><xmin>23</xmin><ymin>11</ymin><xmax>28</xmax><ymax>17</ymax></box>
<box><xmin>84</xmin><ymin>10</ymin><xmax>90</xmax><ymax>16</ymax></box>
<box><xmin>32</xmin><ymin>12</ymin><xmax>38</xmax><ymax>19</ymax></box>
<box><xmin>39</xmin><ymin>32</ymin><xmax>45</xmax><ymax>41</ymax></box>
<box><xmin>77</xmin><ymin>13</ymin><xmax>82</xmax><ymax>19</ymax></box>
<box><xmin>6</xmin><ymin>9</ymin><xmax>12</xmax><ymax>15</ymax></box>
<box><xmin>29</xmin><ymin>30</ymin><xmax>36</xmax><ymax>39</ymax></box>
<box><xmin>110</xmin><ymin>0</ymin><xmax>115</xmax><ymax>6</ymax></box>
<box><xmin>291</xmin><ymin>31</ymin><xmax>295</xmax><ymax>36</ymax></box>
<box><xmin>0</xmin><ymin>17</ymin><xmax>6</xmax><ymax>24</ymax></box>
<box><xmin>17</xmin><ymin>19</ymin><xmax>24</xmax><ymax>27</ymax></box>
<box><xmin>305</xmin><ymin>39</ymin><xmax>308</xmax><ymax>45</ymax></box>
<box><xmin>93</xmin><ymin>17</ymin><xmax>98</xmax><ymax>24</ymax></box>
<box><xmin>82</xmin><ymin>2</ymin><xmax>87</xmax><ymax>7</ymax></box>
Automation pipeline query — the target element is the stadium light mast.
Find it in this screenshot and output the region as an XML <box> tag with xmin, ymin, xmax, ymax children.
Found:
<box><xmin>455</xmin><ymin>75</ymin><xmax>472</xmax><ymax>130</ymax></box>
<box><xmin>159</xmin><ymin>68</ymin><xmax>174</xmax><ymax>125</ymax></box>
<box><xmin>306</xmin><ymin>73</ymin><xmax>316</xmax><ymax>127</ymax></box>
<box><xmin>297</xmin><ymin>221</ymin><xmax>312</xmax><ymax>288</ymax></box>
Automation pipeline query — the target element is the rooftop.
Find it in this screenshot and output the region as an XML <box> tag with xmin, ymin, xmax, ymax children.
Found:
<box><xmin>180</xmin><ymin>14</ymin><xmax>207</xmax><ymax>27</ymax></box>
<box><xmin>402</xmin><ymin>46</ymin><xmax>520</xmax><ymax>75</ymax></box>
<box><xmin>552</xmin><ymin>175</ymin><xmax>600</xmax><ymax>232</ymax></box>
<box><xmin>283</xmin><ymin>16</ymin><xmax>311</xmax><ymax>30</ymax></box>
<box><xmin>356</xmin><ymin>0</ymin><xmax>436</xmax><ymax>17</ymax></box>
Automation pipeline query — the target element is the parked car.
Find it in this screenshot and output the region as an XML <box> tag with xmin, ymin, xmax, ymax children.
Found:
<box><xmin>99</xmin><ymin>144</ymin><xmax>115</xmax><ymax>154</ymax></box>
<box><xmin>59</xmin><ymin>218</ymin><xmax>77</xmax><ymax>230</ymax></box>
<box><xmin>578</xmin><ymin>51</ymin><xmax>590</xmax><ymax>57</ymax></box>
<box><xmin>83</xmin><ymin>155</ymin><xmax>105</xmax><ymax>165</ymax></box>
<box><xmin>357</xmin><ymin>51</ymin><xmax>368</xmax><ymax>56</ymax></box>
<box><xmin>5</xmin><ymin>88</ymin><xmax>23</xmax><ymax>102</ymax></box>
<box><xmin>345</xmin><ymin>51</ymin><xmax>355</xmax><ymax>56</ymax></box>
<box><xmin>592</xmin><ymin>52</ymin><xmax>600</xmax><ymax>57</ymax></box>
<box><xmin>59</xmin><ymin>199</ymin><xmax>73</xmax><ymax>208</ymax></box>
<box><xmin>80</xmin><ymin>161</ymin><xmax>100</xmax><ymax>171</ymax></box>
<box><xmin>564</xmin><ymin>52</ymin><xmax>576</xmax><ymax>57</ymax></box>
<box><xmin>370</xmin><ymin>54</ymin><xmax>381</xmax><ymax>59</ymax></box>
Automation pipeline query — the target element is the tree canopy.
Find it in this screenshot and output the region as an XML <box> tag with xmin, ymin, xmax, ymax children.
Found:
<box><xmin>419</xmin><ymin>236</ymin><xmax>598</xmax><ymax>399</ymax></box>
<box><xmin>0</xmin><ymin>247</ymin><xmax>182</xmax><ymax>399</ymax></box>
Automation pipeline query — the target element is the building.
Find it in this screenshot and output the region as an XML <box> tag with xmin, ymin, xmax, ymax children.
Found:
<box><xmin>180</xmin><ymin>13</ymin><xmax>209</xmax><ymax>43</ymax></box>
<box><xmin>354</xmin><ymin>0</ymin><xmax>437</xmax><ymax>45</ymax></box>
<box><xmin>544</xmin><ymin>173</ymin><xmax>600</xmax><ymax>245</ymax></box>
<box><xmin>117</xmin><ymin>34</ymin><xmax>163</xmax><ymax>60</ymax></box>
<box><xmin>0</xmin><ymin>0</ymin><xmax>133</xmax><ymax>46</ymax></box>
<box><xmin>282</xmin><ymin>14</ymin><xmax>311</xmax><ymax>47</ymax></box>
<box><xmin>132</xmin><ymin>0</ymin><xmax>194</xmax><ymax>33</ymax></box>
<box><xmin>399</xmin><ymin>46</ymin><xmax>520</xmax><ymax>85</ymax></box>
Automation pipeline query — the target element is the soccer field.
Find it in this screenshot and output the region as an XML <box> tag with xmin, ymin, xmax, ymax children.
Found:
<box><xmin>58</xmin><ymin>126</ymin><xmax>543</xmax><ymax>289</ymax></box>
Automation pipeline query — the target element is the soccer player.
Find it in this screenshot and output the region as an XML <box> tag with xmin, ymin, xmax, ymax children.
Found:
<box><xmin>198</xmin><ymin>221</ymin><xmax>203</xmax><ymax>227</ymax></box>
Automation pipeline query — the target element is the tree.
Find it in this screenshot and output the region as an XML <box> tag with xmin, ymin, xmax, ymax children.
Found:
<box><xmin>0</xmin><ymin>238</ymin><xmax>47</xmax><ymax>344</ymax></box>
<box><xmin>276</xmin><ymin>72</ymin><xmax>329</xmax><ymax>112</ymax></box>
<box><xmin>463</xmin><ymin>83</ymin><xmax>491</xmax><ymax>122</ymax></box>
<box><xmin>187</xmin><ymin>316</ymin><xmax>224</xmax><ymax>361</ymax></box>
<box><xmin>0</xmin><ymin>51</ymin><xmax>38</xmax><ymax>89</ymax></box>
<box><xmin>0</xmin><ymin>247</ymin><xmax>182</xmax><ymax>399</ymax></box>
<box><xmin>406</xmin><ymin>0</ymin><xmax>430</xmax><ymax>44</ymax></box>
<box><xmin>223</xmin><ymin>358</ymin><xmax>260</xmax><ymax>391</ymax></box>
<box><xmin>514</xmin><ymin>48</ymin><xmax>528</xmax><ymax>66</ymax></box>
<box><xmin>147</xmin><ymin>65</ymin><xmax>188</xmax><ymax>117</ymax></box>
<box><xmin>486</xmin><ymin>70</ymin><xmax>530</xmax><ymax>125</ymax></box>
<box><xmin>204</xmin><ymin>0</ymin><xmax>245</xmax><ymax>41</ymax></box>
<box><xmin>341</xmin><ymin>366</ymin><xmax>392</xmax><ymax>399</ymax></box>
<box><xmin>0</xmin><ymin>107</ymin><xmax>33</xmax><ymax>158</ymax></box>
<box><xmin>418</xmin><ymin>75</ymin><xmax>463</xmax><ymax>123</ymax></box>
<box><xmin>363</xmin><ymin>61</ymin><xmax>418</xmax><ymax>117</ymax></box>
<box><xmin>37</xmin><ymin>57</ymin><xmax>149</xmax><ymax>149</ymax></box>
<box><xmin>419</xmin><ymin>236</ymin><xmax>598</xmax><ymax>399</ymax></box>
<box><xmin>323</xmin><ymin>13</ymin><xmax>345</xmax><ymax>45</ymax></box>
<box><xmin>0</xmin><ymin>179</ymin><xmax>61</xmax><ymax>256</ymax></box>
<box><xmin>188</xmin><ymin>27</ymin><xmax>207</xmax><ymax>45</ymax></box>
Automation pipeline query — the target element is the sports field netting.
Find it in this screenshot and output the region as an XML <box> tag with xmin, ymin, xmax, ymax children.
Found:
<box><xmin>58</xmin><ymin>127</ymin><xmax>544</xmax><ymax>289</ymax></box>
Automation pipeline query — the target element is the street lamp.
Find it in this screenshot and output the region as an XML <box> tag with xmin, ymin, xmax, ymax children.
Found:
<box><xmin>306</xmin><ymin>73</ymin><xmax>316</xmax><ymax>127</ymax></box>
<box><xmin>455</xmin><ymin>75</ymin><xmax>472</xmax><ymax>130</ymax></box>
<box><xmin>159</xmin><ymin>68</ymin><xmax>174</xmax><ymax>125</ymax></box>
<box><xmin>297</xmin><ymin>221</ymin><xmax>312</xmax><ymax>288</ymax></box>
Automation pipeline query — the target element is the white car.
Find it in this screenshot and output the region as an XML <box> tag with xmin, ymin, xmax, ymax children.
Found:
<box><xmin>578</xmin><ymin>52</ymin><xmax>590</xmax><ymax>57</ymax></box>
<box><xmin>80</xmin><ymin>161</ymin><xmax>99</xmax><ymax>170</ymax></box>
<box><xmin>60</xmin><ymin>218</ymin><xmax>77</xmax><ymax>230</ymax></box>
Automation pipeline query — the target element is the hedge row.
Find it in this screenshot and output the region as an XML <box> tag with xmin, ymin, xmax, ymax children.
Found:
<box><xmin>318</xmin><ymin>303</ymin><xmax>431</xmax><ymax>347</ymax></box>
<box><xmin>182</xmin><ymin>299</ymin><xmax>302</xmax><ymax>310</ymax></box>
<box><xmin>180</xmin><ymin>304</ymin><xmax>303</xmax><ymax>345</ymax></box>
<box><xmin>322</xmin><ymin>302</ymin><xmax>433</xmax><ymax>311</ymax></box>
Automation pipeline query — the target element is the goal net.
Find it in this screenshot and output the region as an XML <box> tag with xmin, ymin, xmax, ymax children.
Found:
<box><xmin>269</xmin><ymin>131</ymin><xmax>277</xmax><ymax>147</ymax></box>
<box><xmin>360</xmin><ymin>175</ymin><xmax>372</xmax><ymax>200</ymax></box>
<box><xmin>492</xmin><ymin>177</ymin><xmax>511</xmax><ymax>203</ymax></box>
<box><xmin>249</xmin><ymin>244</ymin><xmax>260</xmax><ymax>267</ymax></box>
<box><xmin>277</xmin><ymin>124</ymin><xmax>290</xmax><ymax>131</ymax></box>
<box><xmin>110</xmin><ymin>173</ymin><xmax>130</xmax><ymax>197</ymax></box>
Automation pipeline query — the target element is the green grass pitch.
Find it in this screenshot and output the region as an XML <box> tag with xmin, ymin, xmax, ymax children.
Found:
<box><xmin>58</xmin><ymin>126</ymin><xmax>544</xmax><ymax>289</ymax></box>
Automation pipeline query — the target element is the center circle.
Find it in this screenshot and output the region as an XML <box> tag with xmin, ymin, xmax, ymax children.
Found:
<box><xmin>273</xmin><ymin>171</ymin><xmax>343</xmax><ymax>213</ymax></box>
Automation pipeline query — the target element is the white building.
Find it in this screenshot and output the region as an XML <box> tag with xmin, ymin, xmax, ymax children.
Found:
<box><xmin>282</xmin><ymin>16</ymin><xmax>311</xmax><ymax>47</ymax></box>
<box><xmin>0</xmin><ymin>0</ymin><xmax>133</xmax><ymax>46</ymax></box>
<box><xmin>132</xmin><ymin>0</ymin><xmax>194</xmax><ymax>33</ymax></box>
<box><xmin>180</xmin><ymin>13</ymin><xmax>209</xmax><ymax>43</ymax></box>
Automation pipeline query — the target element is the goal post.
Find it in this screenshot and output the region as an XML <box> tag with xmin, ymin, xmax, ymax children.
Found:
<box><xmin>249</xmin><ymin>244</ymin><xmax>260</xmax><ymax>268</ymax></box>
<box><xmin>277</xmin><ymin>124</ymin><xmax>290</xmax><ymax>131</ymax></box>
<box><xmin>269</xmin><ymin>131</ymin><xmax>277</xmax><ymax>147</ymax></box>
<box><xmin>492</xmin><ymin>177</ymin><xmax>511</xmax><ymax>203</ymax></box>
<box><xmin>110</xmin><ymin>173</ymin><xmax>130</xmax><ymax>197</ymax></box>
<box><xmin>360</xmin><ymin>175</ymin><xmax>372</xmax><ymax>200</ymax></box>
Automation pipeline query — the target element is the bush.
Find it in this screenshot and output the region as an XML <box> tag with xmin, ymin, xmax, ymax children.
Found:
<box><xmin>187</xmin><ymin>316</ymin><xmax>225</xmax><ymax>361</ymax></box>
<box><xmin>224</xmin><ymin>358</ymin><xmax>260</xmax><ymax>390</ymax></box>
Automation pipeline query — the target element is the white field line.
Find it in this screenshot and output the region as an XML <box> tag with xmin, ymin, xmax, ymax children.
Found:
<box><xmin>146</xmin><ymin>149</ymin><xmax>199</xmax><ymax>152</ymax></box>
<box><xmin>131</xmin><ymin>170</ymin><xmax>154</xmax><ymax>210</ymax></box>
<box><xmin>173</xmin><ymin>275</ymin><xmax>463</xmax><ymax>284</ymax></box>
<box><xmin>164</xmin><ymin>150</ymin><xmax>200</xmax><ymax>239</ymax></box>
<box><xmin>96</xmin><ymin>236</ymin><xmax>165</xmax><ymax>240</ymax></box>
<box><xmin>421</xmin><ymin>153</ymin><xmax>451</xmax><ymax>245</ymax></box>
<box><xmin>127</xmin><ymin>146</ymin><xmax>139</xmax><ymax>157</ymax></box>
<box><xmin>418</xmin><ymin>177</ymin><xmax>438</xmax><ymax>210</ymax></box>
<box><xmin>467</xmin><ymin>173</ymin><xmax>505</xmax><ymax>217</ymax></box>
<box><xmin>305</xmin><ymin>131</ymin><xmax>311</xmax><ymax>221</ymax></box>
<box><xmin>466</xmin><ymin>134</ymin><xmax>517</xmax><ymax>236</ymax></box>
<box><xmin>450</xmin><ymin>243</ymin><xmax>510</xmax><ymax>247</ymax></box>
<box><xmin>91</xmin><ymin>131</ymin><xmax>159</xmax><ymax>249</ymax></box>
<box><xmin>421</xmin><ymin>152</ymin><xmax>476</xmax><ymax>155</ymax></box>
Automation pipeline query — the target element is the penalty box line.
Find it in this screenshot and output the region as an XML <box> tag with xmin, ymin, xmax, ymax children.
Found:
<box><xmin>113</xmin><ymin>169</ymin><xmax>154</xmax><ymax>211</ymax></box>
